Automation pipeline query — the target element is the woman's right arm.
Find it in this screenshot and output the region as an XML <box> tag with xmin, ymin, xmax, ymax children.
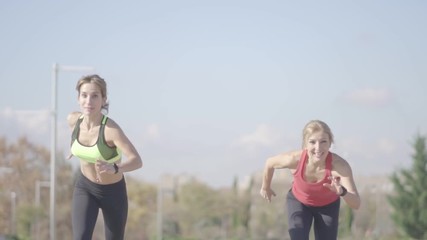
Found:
<box><xmin>260</xmin><ymin>150</ymin><xmax>301</xmax><ymax>202</ymax></box>
<box><xmin>67</xmin><ymin>111</ymin><xmax>81</xmax><ymax>129</ymax></box>
<box><xmin>66</xmin><ymin>112</ymin><xmax>81</xmax><ymax>160</ymax></box>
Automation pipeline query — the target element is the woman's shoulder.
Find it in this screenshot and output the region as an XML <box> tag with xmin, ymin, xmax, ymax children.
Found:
<box><xmin>104</xmin><ymin>115</ymin><xmax>118</xmax><ymax>126</ymax></box>
<box><xmin>104</xmin><ymin>116</ymin><xmax>123</xmax><ymax>132</ymax></box>
<box><xmin>286</xmin><ymin>150</ymin><xmax>304</xmax><ymax>168</ymax></box>
<box><xmin>67</xmin><ymin>111</ymin><xmax>82</xmax><ymax>128</ymax></box>
<box><xmin>103</xmin><ymin>116</ymin><xmax>128</xmax><ymax>143</ymax></box>
<box><xmin>291</xmin><ymin>150</ymin><xmax>304</xmax><ymax>159</ymax></box>
<box><xmin>279</xmin><ymin>150</ymin><xmax>303</xmax><ymax>161</ymax></box>
<box><xmin>331</xmin><ymin>152</ymin><xmax>352</xmax><ymax>173</ymax></box>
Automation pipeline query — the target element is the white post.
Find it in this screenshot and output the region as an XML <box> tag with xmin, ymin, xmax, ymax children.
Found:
<box><xmin>35</xmin><ymin>181</ymin><xmax>51</xmax><ymax>240</ymax></box>
<box><xmin>157</xmin><ymin>183</ymin><xmax>163</xmax><ymax>240</ymax></box>
<box><xmin>36</xmin><ymin>181</ymin><xmax>51</xmax><ymax>207</ymax></box>
<box><xmin>11</xmin><ymin>191</ymin><xmax>16</xmax><ymax>235</ymax></box>
<box><xmin>50</xmin><ymin>63</ymin><xmax>94</xmax><ymax>240</ymax></box>
<box><xmin>50</xmin><ymin>63</ymin><xmax>58</xmax><ymax>240</ymax></box>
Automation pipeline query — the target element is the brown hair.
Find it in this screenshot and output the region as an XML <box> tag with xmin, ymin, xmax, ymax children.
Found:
<box><xmin>76</xmin><ymin>74</ymin><xmax>109</xmax><ymax>113</ymax></box>
<box><xmin>302</xmin><ymin>120</ymin><xmax>334</xmax><ymax>148</ymax></box>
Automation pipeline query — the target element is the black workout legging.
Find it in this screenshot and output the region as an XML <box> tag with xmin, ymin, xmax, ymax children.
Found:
<box><xmin>286</xmin><ymin>190</ymin><xmax>340</xmax><ymax>240</ymax></box>
<box><xmin>72</xmin><ymin>171</ymin><xmax>128</xmax><ymax>240</ymax></box>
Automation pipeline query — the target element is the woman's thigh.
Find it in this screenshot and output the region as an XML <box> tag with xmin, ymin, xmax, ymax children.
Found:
<box><xmin>286</xmin><ymin>190</ymin><xmax>313</xmax><ymax>240</ymax></box>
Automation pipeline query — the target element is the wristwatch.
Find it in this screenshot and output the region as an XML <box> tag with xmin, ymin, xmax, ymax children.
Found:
<box><xmin>339</xmin><ymin>186</ymin><xmax>348</xmax><ymax>197</ymax></box>
<box><xmin>113</xmin><ymin>163</ymin><xmax>119</xmax><ymax>174</ymax></box>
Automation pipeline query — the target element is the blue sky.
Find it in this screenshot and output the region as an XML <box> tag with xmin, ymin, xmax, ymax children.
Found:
<box><xmin>1</xmin><ymin>1</ymin><xmax>426</xmax><ymax>187</ymax></box>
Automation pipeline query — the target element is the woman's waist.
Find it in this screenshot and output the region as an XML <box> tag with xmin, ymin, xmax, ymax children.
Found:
<box><xmin>291</xmin><ymin>184</ymin><xmax>339</xmax><ymax>206</ymax></box>
<box><xmin>79</xmin><ymin>162</ymin><xmax>123</xmax><ymax>185</ymax></box>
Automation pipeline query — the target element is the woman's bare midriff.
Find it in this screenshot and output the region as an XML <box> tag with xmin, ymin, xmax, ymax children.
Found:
<box><xmin>80</xmin><ymin>160</ymin><xmax>123</xmax><ymax>185</ymax></box>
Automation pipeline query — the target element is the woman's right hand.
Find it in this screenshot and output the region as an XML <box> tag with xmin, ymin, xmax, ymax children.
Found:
<box><xmin>260</xmin><ymin>187</ymin><xmax>276</xmax><ymax>202</ymax></box>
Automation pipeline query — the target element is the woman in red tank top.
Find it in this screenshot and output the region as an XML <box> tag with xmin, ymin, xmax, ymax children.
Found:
<box><xmin>260</xmin><ymin>120</ymin><xmax>360</xmax><ymax>240</ymax></box>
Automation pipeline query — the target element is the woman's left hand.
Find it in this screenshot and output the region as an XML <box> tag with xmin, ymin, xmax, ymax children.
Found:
<box><xmin>96</xmin><ymin>160</ymin><xmax>116</xmax><ymax>175</ymax></box>
<box><xmin>323</xmin><ymin>176</ymin><xmax>344</xmax><ymax>195</ymax></box>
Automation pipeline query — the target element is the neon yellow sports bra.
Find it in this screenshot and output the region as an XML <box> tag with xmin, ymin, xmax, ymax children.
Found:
<box><xmin>70</xmin><ymin>115</ymin><xmax>121</xmax><ymax>163</ymax></box>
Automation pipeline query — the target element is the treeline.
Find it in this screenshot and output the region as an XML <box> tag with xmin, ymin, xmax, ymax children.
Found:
<box><xmin>0</xmin><ymin>136</ymin><xmax>426</xmax><ymax>240</ymax></box>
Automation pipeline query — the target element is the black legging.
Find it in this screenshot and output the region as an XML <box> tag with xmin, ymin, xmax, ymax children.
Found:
<box><xmin>286</xmin><ymin>190</ymin><xmax>340</xmax><ymax>240</ymax></box>
<box><xmin>72</xmin><ymin>171</ymin><xmax>128</xmax><ymax>240</ymax></box>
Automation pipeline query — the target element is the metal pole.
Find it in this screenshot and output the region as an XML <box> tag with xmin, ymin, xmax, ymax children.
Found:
<box><xmin>50</xmin><ymin>63</ymin><xmax>58</xmax><ymax>240</ymax></box>
<box><xmin>157</xmin><ymin>183</ymin><xmax>163</xmax><ymax>240</ymax></box>
<box><xmin>36</xmin><ymin>181</ymin><xmax>40</xmax><ymax>207</ymax></box>
<box><xmin>49</xmin><ymin>63</ymin><xmax>93</xmax><ymax>240</ymax></box>
<box><xmin>35</xmin><ymin>181</ymin><xmax>40</xmax><ymax>240</ymax></box>
<box><xmin>11</xmin><ymin>192</ymin><xmax>16</xmax><ymax>235</ymax></box>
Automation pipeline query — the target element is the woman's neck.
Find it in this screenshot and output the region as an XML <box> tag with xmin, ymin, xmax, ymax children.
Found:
<box><xmin>307</xmin><ymin>156</ymin><xmax>326</xmax><ymax>168</ymax></box>
<box><xmin>81</xmin><ymin>113</ymin><xmax>103</xmax><ymax>130</ymax></box>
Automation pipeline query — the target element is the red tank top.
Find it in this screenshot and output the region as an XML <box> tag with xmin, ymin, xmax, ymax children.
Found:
<box><xmin>291</xmin><ymin>150</ymin><xmax>339</xmax><ymax>206</ymax></box>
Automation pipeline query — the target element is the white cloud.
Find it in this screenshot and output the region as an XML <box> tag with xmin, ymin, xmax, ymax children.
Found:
<box><xmin>0</xmin><ymin>107</ymin><xmax>73</xmax><ymax>156</ymax></box>
<box><xmin>138</xmin><ymin>124</ymin><xmax>161</xmax><ymax>148</ymax></box>
<box><xmin>335</xmin><ymin>136</ymin><xmax>365</xmax><ymax>159</ymax></box>
<box><xmin>146</xmin><ymin>124</ymin><xmax>160</xmax><ymax>139</ymax></box>
<box><xmin>234</xmin><ymin>124</ymin><xmax>281</xmax><ymax>148</ymax></box>
<box><xmin>376</xmin><ymin>138</ymin><xmax>396</xmax><ymax>155</ymax></box>
<box><xmin>0</xmin><ymin>107</ymin><xmax>50</xmax><ymax>135</ymax></box>
<box><xmin>338</xmin><ymin>136</ymin><xmax>396</xmax><ymax>159</ymax></box>
<box><xmin>343</xmin><ymin>87</ymin><xmax>393</xmax><ymax>107</ymax></box>
<box><xmin>332</xmin><ymin>134</ymin><xmax>412</xmax><ymax>177</ymax></box>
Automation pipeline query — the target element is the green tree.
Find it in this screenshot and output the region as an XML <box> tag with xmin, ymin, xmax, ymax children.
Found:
<box><xmin>240</xmin><ymin>176</ymin><xmax>254</xmax><ymax>238</ymax></box>
<box><xmin>388</xmin><ymin>134</ymin><xmax>427</xmax><ymax>239</ymax></box>
<box><xmin>230</xmin><ymin>175</ymin><xmax>253</xmax><ymax>239</ymax></box>
<box><xmin>338</xmin><ymin>205</ymin><xmax>354</xmax><ymax>237</ymax></box>
<box><xmin>175</xmin><ymin>180</ymin><xmax>228</xmax><ymax>240</ymax></box>
<box><xmin>0</xmin><ymin>137</ymin><xmax>74</xmax><ymax>240</ymax></box>
<box><xmin>124</xmin><ymin>177</ymin><xmax>157</xmax><ymax>239</ymax></box>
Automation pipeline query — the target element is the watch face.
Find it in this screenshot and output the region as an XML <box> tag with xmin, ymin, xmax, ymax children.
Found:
<box><xmin>340</xmin><ymin>186</ymin><xmax>347</xmax><ymax>196</ymax></box>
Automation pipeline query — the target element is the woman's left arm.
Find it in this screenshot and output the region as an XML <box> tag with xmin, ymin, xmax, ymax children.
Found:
<box><xmin>326</xmin><ymin>154</ymin><xmax>361</xmax><ymax>209</ymax></box>
<box><xmin>107</xmin><ymin>120</ymin><xmax>143</xmax><ymax>173</ymax></box>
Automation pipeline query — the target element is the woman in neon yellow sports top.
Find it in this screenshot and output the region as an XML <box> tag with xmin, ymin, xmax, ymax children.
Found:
<box><xmin>67</xmin><ymin>74</ymin><xmax>143</xmax><ymax>240</ymax></box>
